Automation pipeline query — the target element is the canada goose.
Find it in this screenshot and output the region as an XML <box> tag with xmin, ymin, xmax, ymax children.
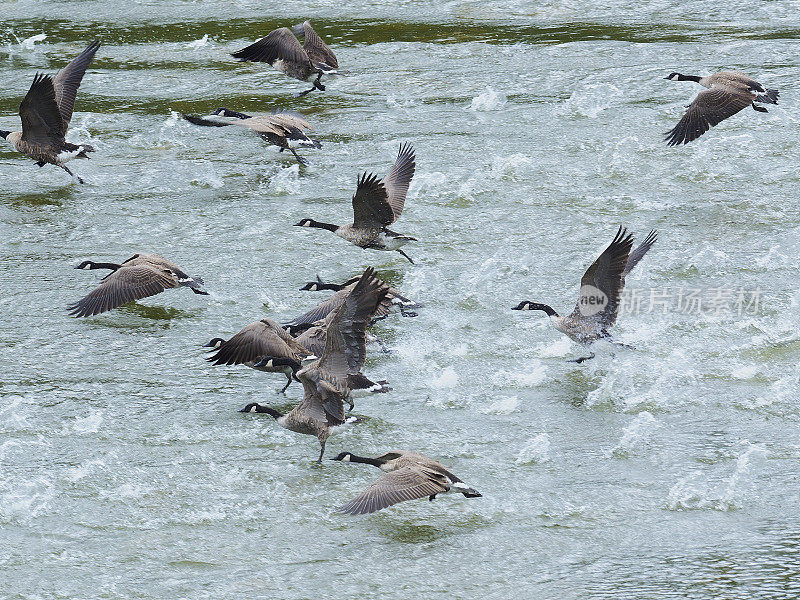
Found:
<box><xmin>664</xmin><ymin>71</ymin><xmax>778</xmax><ymax>145</ymax></box>
<box><xmin>286</xmin><ymin>308</ymin><xmax>391</xmax><ymax>400</ymax></box>
<box><xmin>294</xmin><ymin>143</ymin><xmax>417</xmax><ymax>263</ymax></box>
<box><xmin>68</xmin><ymin>253</ymin><xmax>208</xmax><ymax>317</ymax></box>
<box><xmin>231</xmin><ymin>21</ymin><xmax>338</xmax><ymax>97</ymax></box>
<box><xmin>0</xmin><ymin>40</ymin><xmax>100</xmax><ymax>183</ymax></box>
<box><xmin>203</xmin><ymin>318</ymin><xmax>313</xmax><ymax>393</ymax></box>
<box><xmin>182</xmin><ymin>108</ymin><xmax>321</xmax><ymax>165</ymax></box>
<box><xmin>284</xmin><ymin>277</ymin><xmax>396</xmax><ymax>333</ymax></box>
<box><xmin>240</xmin><ymin>268</ymin><xmax>389</xmax><ymax>461</ymax></box>
<box><xmin>332</xmin><ymin>450</ymin><xmax>482</xmax><ymax>515</ymax></box>
<box><xmin>300</xmin><ymin>274</ymin><xmax>421</xmax><ymax>317</ymax></box>
<box><xmin>512</xmin><ymin>228</ymin><xmax>657</xmax><ymax>363</ymax></box>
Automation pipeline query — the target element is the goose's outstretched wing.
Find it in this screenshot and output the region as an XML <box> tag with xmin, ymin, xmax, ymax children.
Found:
<box><xmin>19</xmin><ymin>74</ymin><xmax>64</xmax><ymax>146</ymax></box>
<box><xmin>68</xmin><ymin>266</ymin><xmax>176</xmax><ymax>317</ymax></box>
<box><xmin>665</xmin><ymin>85</ymin><xmax>753</xmax><ymax>146</ymax></box>
<box><xmin>338</xmin><ymin>467</ymin><xmax>449</xmax><ymax>515</ymax></box>
<box><xmin>52</xmin><ymin>40</ymin><xmax>100</xmax><ymax>126</ymax></box>
<box><xmin>570</xmin><ymin>226</ymin><xmax>633</xmax><ymax>328</ymax></box>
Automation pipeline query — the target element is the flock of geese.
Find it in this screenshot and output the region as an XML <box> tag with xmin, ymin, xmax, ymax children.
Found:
<box><xmin>1</xmin><ymin>24</ymin><xmax>780</xmax><ymax>515</ymax></box>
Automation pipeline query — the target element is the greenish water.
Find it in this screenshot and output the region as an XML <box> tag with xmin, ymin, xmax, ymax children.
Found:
<box><xmin>2</xmin><ymin>2</ymin><xmax>800</xmax><ymax>599</ymax></box>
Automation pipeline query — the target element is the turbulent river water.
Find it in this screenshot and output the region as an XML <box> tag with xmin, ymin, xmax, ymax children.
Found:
<box><xmin>2</xmin><ymin>1</ymin><xmax>800</xmax><ymax>598</ymax></box>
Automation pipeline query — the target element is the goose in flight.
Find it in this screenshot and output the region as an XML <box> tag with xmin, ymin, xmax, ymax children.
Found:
<box><xmin>0</xmin><ymin>40</ymin><xmax>100</xmax><ymax>183</ymax></box>
<box><xmin>239</xmin><ymin>268</ymin><xmax>389</xmax><ymax>461</ymax></box>
<box><xmin>664</xmin><ymin>70</ymin><xmax>778</xmax><ymax>145</ymax></box>
<box><xmin>285</xmin><ymin>275</ymin><xmax>398</xmax><ymax>334</ymax></box>
<box><xmin>203</xmin><ymin>319</ymin><xmax>313</xmax><ymax>393</ymax></box>
<box><xmin>68</xmin><ymin>253</ymin><xmax>207</xmax><ymax>317</ymax></box>
<box><xmin>299</xmin><ymin>274</ymin><xmax>421</xmax><ymax>317</ymax></box>
<box><xmin>512</xmin><ymin>228</ymin><xmax>657</xmax><ymax>363</ymax></box>
<box><xmin>182</xmin><ymin>108</ymin><xmax>321</xmax><ymax>164</ymax></box>
<box><xmin>294</xmin><ymin>143</ymin><xmax>417</xmax><ymax>263</ymax></box>
<box><xmin>231</xmin><ymin>21</ymin><xmax>338</xmax><ymax>97</ymax></box>
<box><xmin>332</xmin><ymin>450</ymin><xmax>482</xmax><ymax>515</ymax></box>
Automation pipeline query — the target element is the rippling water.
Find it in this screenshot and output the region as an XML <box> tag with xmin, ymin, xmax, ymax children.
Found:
<box><xmin>2</xmin><ymin>1</ymin><xmax>800</xmax><ymax>598</ymax></box>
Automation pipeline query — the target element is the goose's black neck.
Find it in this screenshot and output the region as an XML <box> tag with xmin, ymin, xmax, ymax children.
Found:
<box><xmin>513</xmin><ymin>301</ymin><xmax>559</xmax><ymax>317</ymax></box>
<box><xmin>79</xmin><ymin>261</ymin><xmax>122</xmax><ymax>271</ymax></box>
<box><xmin>348</xmin><ymin>454</ymin><xmax>386</xmax><ymax>468</ymax></box>
<box><xmin>314</xmin><ymin>283</ymin><xmax>345</xmax><ymax>291</ymax></box>
<box><xmin>216</xmin><ymin>107</ymin><xmax>251</xmax><ymax>119</ymax></box>
<box><xmin>301</xmin><ymin>219</ymin><xmax>339</xmax><ymax>233</ymax></box>
<box><xmin>0</xmin><ymin>130</ymin><xmax>10</xmax><ymax>140</ymax></box>
<box><xmin>239</xmin><ymin>403</ymin><xmax>283</xmax><ymax>419</ymax></box>
<box><xmin>678</xmin><ymin>74</ymin><xmax>702</xmax><ymax>83</ymax></box>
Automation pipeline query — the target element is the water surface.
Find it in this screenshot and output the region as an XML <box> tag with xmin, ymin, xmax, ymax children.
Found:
<box><xmin>2</xmin><ymin>2</ymin><xmax>800</xmax><ymax>598</ymax></box>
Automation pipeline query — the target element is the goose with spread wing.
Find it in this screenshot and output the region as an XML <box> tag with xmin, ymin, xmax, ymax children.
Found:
<box><xmin>68</xmin><ymin>253</ymin><xmax>208</xmax><ymax>317</ymax></box>
<box><xmin>294</xmin><ymin>143</ymin><xmax>417</xmax><ymax>263</ymax></box>
<box><xmin>231</xmin><ymin>21</ymin><xmax>338</xmax><ymax>97</ymax></box>
<box><xmin>1</xmin><ymin>40</ymin><xmax>100</xmax><ymax>182</ymax></box>
<box><xmin>664</xmin><ymin>71</ymin><xmax>778</xmax><ymax>145</ymax></box>
<box><xmin>299</xmin><ymin>274</ymin><xmax>421</xmax><ymax>317</ymax></box>
<box><xmin>512</xmin><ymin>228</ymin><xmax>657</xmax><ymax>363</ymax></box>
<box><xmin>332</xmin><ymin>450</ymin><xmax>481</xmax><ymax>515</ymax></box>
<box><xmin>239</xmin><ymin>268</ymin><xmax>389</xmax><ymax>461</ymax></box>
<box><xmin>182</xmin><ymin>108</ymin><xmax>321</xmax><ymax>164</ymax></box>
<box><xmin>203</xmin><ymin>319</ymin><xmax>313</xmax><ymax>393</ymax></box>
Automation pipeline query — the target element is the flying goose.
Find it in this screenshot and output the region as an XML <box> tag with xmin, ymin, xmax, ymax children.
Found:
<box><xmin>512</xmin><ymin>228</ymin><xmax>657</xmax><ymax>363</ymax></box>
<box><xmin>182</xmin><ymin>108</ymin><xmax>321</xmax><ymax>164</ymax></box>
<box><xmin>1</xmin><ymin>41</ymin><xmax>99</xmax><ymax>183</ymax></box>
<box><xmin>284</xmin><ymin>277</ymin><xmax>396</xmax><ymax>334</ymax></box>
<box><xmin>300</xmin><ymin>274</ymin><xmax>421</xmax><ymax>317</ymax></box>
<box><xmin>664</xmin><ymin>71</ymin><xmax>778</xmax><ymax>145</ymax></box>
<box><xmin>68</xmin><ymin>253</ymin><xmax>208</xmax><ymax>317</ymax></box>
<box><xmin>332</xmin><ymin>450</ymin><xmax>482</xmax><ymax>515</ymax></box>
<box><xmin>231</xmin><ymin>20</ymin><xmax>338</xmax><ymax>97</ymax></box>
<box><xmin>239</xmin><ymin>268</ymin><xmax>389</xmax><ymax>461</ymax></box>
<box><xmin>295</xmin><ymin>143</ymin><xmax>417</xmax><ymax>263</ymax></box>
<box><xmin>203</xmin><ymin>318</ymin><xmax>313</xmax><ymax>393</ymax></box>
<box><xmin>284</xmin><ymin>307</ymin><xmax>392</xmax><ymax>400</ymax></box>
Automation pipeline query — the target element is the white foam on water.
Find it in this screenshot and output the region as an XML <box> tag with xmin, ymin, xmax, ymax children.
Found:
<box><xmin>20</xmin><ymin>33</ymin><xmax>46</xmax><ymax>49</ymax></box>
<box><xmin>481</xmin><ymin>395</ymin><xmax>520</xmax><ymax>415</ymax></box>
<box><xmin>185</xmin><ymin>34</ymin><xmax>210</xmax><ymax>49</ymax></box>
<box><xmin>449</xmin><ymin>343</ymin><xmax>469</xmax><ymax>357</ymax></box>
<box><xmin>488</xmin><ymin>153</ymin><xmax>533</xmax><ymax>181</ymax></box>
<box><xmin>516</xmin><ymin>433</ymin><xmax>551</xmax><ymax>465</ymax></box>
<box><xmin>666</xmin><ymin>443</ymin><xmax>767</xmax><ymax>511</ymax></box>
<box><xmin>731</xmin><ymin>365</ymin><xmax>758</xmax><ymax>380</ymax></box>
<box><xmin>536</xmin><ymin>337</ymin><xmax>572</xmax><ymax>358</ymax></box>
<box><xmin>266</xmin><ymin>164</ymin><xmax>301</xmax><ymax>195</ymax></box>
<box><xmin>430</xmin><ymin>366</ymin><xmax>458</xmax><ymax>389</ymax></box>
<box><xmin>386</xmin><ymin>95</ymin><xmax>417</xmax><ymax>111</ymax></box>
<box><xmin>610</xmin><ymin>411</ymin><xmax>659</xmax><ymax>457</ymax></box>
<box><xmin>0</xmin><ymin>477</ymin><xmax>54</xmax><ymax>524</ymax></box>
<box><xmin>720</xmin><ymin>443</ymin><xmax>767</xmax><ymax>507</ymax></box>
<box><xmin>408</xmin><ymin>171</ymin><xmax>448</xmax><ymax>202</ymax></box>
<box><xmin>72</xmin><ymin>412</ymin><xmax>103</xmax><ymax>434</ymax></box>
<box><xmin>493</xmin><ymin>362</ymin><xmax>547</xmax><ymax>388</ymax></box>
<box><xmin>467</xmin><ymin>86</ymin><xmax>507</xmax><ymax>111</ymax></box>
<box><xmin>752</xmin><ymin>368</ymin><xmax>799</xmax><ymax>409</ymax></box>
<box><xmin>66</xmin><ymin>459</ymin><xmax>106</xmax><ymax>483</ymax></box>
<box><xmin>190</xmin><ymin>159</ymin><xmax>224</xmax><ymax>188</ymax></box>
<box><xmin>560</xmin><ymin>82</ymin><xmax>622</xmax><ymax>118</ymax></box>
<box><xmin>1</xmin><ymin>396</ymin><xmax>30</xmax><ymax>430</ymax></box>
